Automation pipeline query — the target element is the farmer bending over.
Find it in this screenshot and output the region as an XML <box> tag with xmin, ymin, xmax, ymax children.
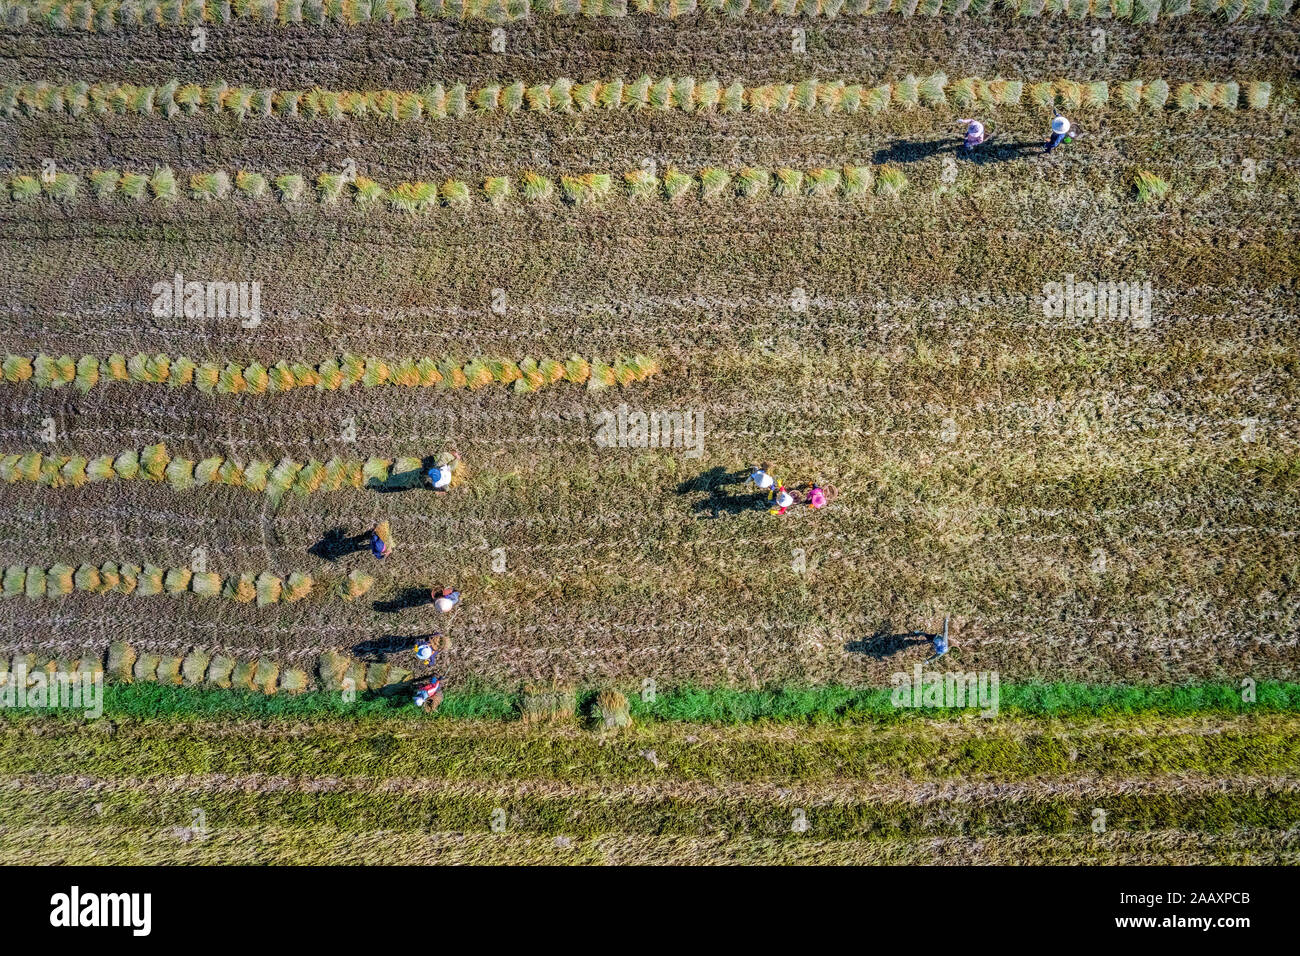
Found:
<box><xmin>1045</xmin><ymin>113</ymin><xmax>1072</xmax><ymax>154</ymax></box>
<box><xmin>957</xmin><ymin>118</ymin><xmax>986</xmax><ymax>153</ymax></box>
<box><xmin>370</xmin><ymin>521</ymin><xmax>393</xmax><ymax>559</ymax></box>
<box><xmin>749</xmin><ymin>463</ymin><xmax>777</xmax><ymax>494</ymax></box>
<box><xmin>433</xmin><ymin>587</ymin><xmax>461</xmax><ymax>613</ymax></box>
<box><xmin>426</xmin><ymin>450</ymin><xmax>462</xmax><ymax>492</ymax></box>
<box><xmin>769</xmin><ymin>486</ymin><xmax>795</xmax><ymax>516</ymax></box>
<box><xmin>414</xmin><ymin>676</ymin><xmax>442</xmax><ymax>708</ymax></box>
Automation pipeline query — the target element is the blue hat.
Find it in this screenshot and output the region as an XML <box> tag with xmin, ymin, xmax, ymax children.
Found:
<box><xmin>427</xmin><ymin>467</ymin><xmax>442</xmax><ymax>484</ymax></box>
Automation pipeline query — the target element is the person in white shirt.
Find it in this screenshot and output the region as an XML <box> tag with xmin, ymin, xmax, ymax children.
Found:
<box><xmin>432</xmin><ymin>587</ymin><xmax>460</xmax><ymax>613</ymax></box>
<box><xmin>750</xmin><ymin>463</ymin><xmax>778</xmax><ymax>494</ymax></box>
<box><xmin>770</xmin><ymin>486</ymin><xmax>795</xmax><ymax>515</ymax></box>
<box><xmin>425</xmin><ymin>450</ymin><xmax>462</xmax><ymax>492</ymax></box>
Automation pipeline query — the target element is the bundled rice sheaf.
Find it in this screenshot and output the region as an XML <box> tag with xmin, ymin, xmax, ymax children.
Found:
<box><xmin>206</xmin><ymin>654</ymin><xmax>237</xmax><ymax>689</ymax></box>
<box><xmin>520</xmin><ymin>683</ymin><xmax>578</xmax><ymax>724</ymax></box>
<box><xmin>133</xmin><ymin>652</ymin><xmax>161</xmax><ymax>683</ymax></box>
<box><xmin>318</xmin><ymin>649</ymin><xmax>350</xmax><ymax>691</ymax></box>
<box><xmin>157</xmin><ymin>656</ymin><xmax>185</xmax><ymax>685</ymax></box>
<box><xmin>593</xmin><ymin>689</ymin><xmax>633</xmax><ymax>729</ymax></box>
<box><xmin>106</xmin><ymin>641</ymin><xmax>137</xmax><ymax>682</ymax></box>
<box><xmin>230</xmin><ymin>658</ymin><xmax>259</xmax><ymax>691</ymax></box>
<box><xmin>254</xmin><ymin>659</ymin><xmax>281</xmax><ymax>694</ymax></box>
<box><xmin>181</xmin><ymin>649</ymin><xmax>211</xmax><ymax>684</ymax></box>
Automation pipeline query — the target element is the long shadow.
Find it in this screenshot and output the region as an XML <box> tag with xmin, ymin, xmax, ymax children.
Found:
<box><xmin>373</xmin><ymin>587</ymin><xmax>433</xmax><ymax>613</ymax></box>
<box><xmin>691</xmin><ymin>491</ymin><xmax>771</xmax><ymax>519</ymax></box>
<box><xmin>872</xmin><ymin>138</ymin><xmax>957</xmax><ymax>165</ymax></box>
<box><xmin>675</xmin><ymin>466</ymin><xmax>747</xmax><ymax>496</ymax></box>
<box><xmin>352</xmin><ymin>633</ymin><xmax>442</xmax><ymax>661</ymax></box>
<box><xmin>964</xmin><ymin>137</ymin><xmax>1050</xmax><ymax>165</ymax></box>
<box><xmin>873</xmin><ymin>136</ymin><xmax>1047</xmax><ymax>167</ymax></box>
<box><xmin>679</xmin><ymin>467</ymin><xmax>767</xmax><ymax>518</ymax></box>
<box><xmin>309</xmin><ymin>527</ymin><xmax>370</xmax><ymax>562</ymax></box>
<box><xmin>359</xmin><ymin>683</ymin><xmax>423</xmax><ymax>705</ymax></box>
<box><xmin>844</xmin><ymin>620</ymin><xmax>941</xmax><ymax>660</ymax></box>
<box><xmin>368</xmin><ymin>465</ymin><xmax>428</xmax><ymax>494</ymax></box>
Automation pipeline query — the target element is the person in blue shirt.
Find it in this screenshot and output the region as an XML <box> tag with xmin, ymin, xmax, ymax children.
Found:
<box><xmin>932</xmin><ymin>616</ymin><xmax>952</xmax><ymax>658</ymax></box>
<box><xmin>370</xmin><ymin>520</ymin><xmax>392</xmax><ymax>559</ymax></box>
<box><xmin>1045</xmin><ymin>113</ymin><xmax>1072</xmax><ymax>154</ymax></box>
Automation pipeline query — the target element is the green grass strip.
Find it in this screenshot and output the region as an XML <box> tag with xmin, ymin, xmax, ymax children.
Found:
<box><xmin>2</xmin><ymin>679</ymin><xmax>1297</xmax><ymax>724</ymax></box>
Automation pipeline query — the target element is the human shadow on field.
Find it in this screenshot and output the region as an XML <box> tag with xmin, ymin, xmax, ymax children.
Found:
<box><xmin>675</xmin><ymin>467</ymin><xmax>747</xmax><ymax>496</ymax></box>
<box><xmin>679</xmin><ymin>468</ymin><xmax>772</xmax><ymax>518</ymax></box>
<box><xmin>368</xmin><ymin>463</ymin><xmax>428</xmax><ymax>494</ymax></box>
<box><xmin>352</xmin><ymin>633</ymin><xmax>442</xmax><ymax>661</ymax></box>
<box><xmin>309</xmin><ymin>527</ymin><xmax>370</xmax><ymax>562</ymax></box>
<box><xmin>374</xmin><ymin>680</ymin><xmax>423</xmax><ymax>701</ymax></box>
<box><xmin>360</xmin><ymin>685</ymin><xmax>420</xmax><ymax>706</ymax></box>
<box><xmin>872</xmin><ymin>138</ymin><xmax>957</xmax><ymax>165</ymax></box>
<box><xmin>352</xmin><ymin>634</ymin><xmax>413</xmax><ymax>660</ymax></box>
<box><xmin>844</xmin><ymin>620</ymin><xmax>938</xmax><ymax>660</ymax></box>
<box><xmin>873</xmin><ymin>136</ymin><xmax>1045</xmax><ymax>167</ymax></box>
<box><xmin>373</xmin><ymin>587</ymin><xmax>433</xmax><ymax>613</ymax></box>
<box><xmin>690</xmin><ymin>490</ymin><xmax>771</xmax><ymax>519</ymax></box>
<box><xmin>963</xmin><ymin>137</ymin><xmax>1049</xmax><ymax>165</ymax></box>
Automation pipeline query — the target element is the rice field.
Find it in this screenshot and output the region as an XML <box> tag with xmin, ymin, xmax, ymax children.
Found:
<box><xmin>0</xmin><ymin>6</ymin><xmax>1296</xmax><ymax>865</ymax></box>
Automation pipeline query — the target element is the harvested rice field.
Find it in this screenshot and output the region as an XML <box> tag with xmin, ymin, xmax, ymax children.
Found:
<box><xmin>0</xmin><ymin>1</ymin><xmax>1297</xmax><ymax>866</ymax></box>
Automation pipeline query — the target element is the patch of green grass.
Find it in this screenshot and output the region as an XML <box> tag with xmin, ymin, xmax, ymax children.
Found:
<box><xmin>4</xmin><ymin>679</ymin><xmax>1296</xmax><ymax>725</ymax></box>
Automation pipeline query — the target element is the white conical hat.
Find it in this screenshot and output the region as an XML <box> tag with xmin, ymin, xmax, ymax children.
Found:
<box><xmin>1051</xmin><ymin>116</ymin><xmax>1071</xmax><ymax>134</ymax></box>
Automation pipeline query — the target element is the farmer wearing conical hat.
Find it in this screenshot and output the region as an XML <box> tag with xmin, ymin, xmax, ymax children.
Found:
<box><xmin>808</xmin><ymin>485</ymin><xmax>828</xmax><ymax>510</ymax></box>
<box><xmin>432</xmin><ymin>587</ymin><xmax>461</xmax><ymax>613</ymax></box>
<box><xmin>957</xmin><ymin>118</ymin><xmax>986</xmax><ymax>153</ymax></box>
<box><xmin>1045</xmin><ymin>112</ymin><xmax>1072</xmax><ymax>154</ymax></box>
<box><xmin>414</xmin><ymin>676</ymin><xmax>443</xmax><ymax>708</ymax></box>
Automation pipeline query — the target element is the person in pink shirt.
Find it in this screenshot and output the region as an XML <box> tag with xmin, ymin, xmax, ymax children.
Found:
<box><xmin>808</xmin><ymin>485</ymin><xmax>827</xmax><ymax>510</ymax></box>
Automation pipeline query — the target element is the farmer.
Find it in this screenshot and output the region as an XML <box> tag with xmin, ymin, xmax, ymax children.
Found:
<box><xmin>769</xmin><ymin>486</ymin><xmax>795</xmax><ymax>516</ymax></box>
<box><xmin>749</xmin><ymin>463</ymin><xmax>777</xmax><ymax>495</ymax></box>
<box><xmin>370</xmin><ymin>521</ymin><xmax>392</xmax><ymax>559</ymax></box>
<box><xmin>426</xmin><ymin>450</ymin><xmax>461</xmax><ymax>492</ymax></box>
<box><xmin>932</xmin><ymin>618</ymin><xmax>951</xmax><ymax>658</ymax></box>
<box><xmin>1045</xmin><ymin>113</ymin><xmax>1072</xmax><ymax>154</ymax></box>
<box><xmin>414</xmin><ymin>638</ymin><xmax>438</xmax><ymax>663</ymax></box>
<box><xmin>957</xmin><ymin>117</ymin><xmax>986</xmax><ymax>153</ymax></box>
<box><xmin>808</xmin><ymin>484</ymin><xmax>828</xmax><ymax>510</ymax></box>
<box><xmin>432</xmin><ymin>587</ymin><xmax>461</xmax><ymax>613</ymax></box>
<box><xmin>413</xmin><ymin>676</ymin><xmax>442</xmax><ymax>708</ymax></box>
